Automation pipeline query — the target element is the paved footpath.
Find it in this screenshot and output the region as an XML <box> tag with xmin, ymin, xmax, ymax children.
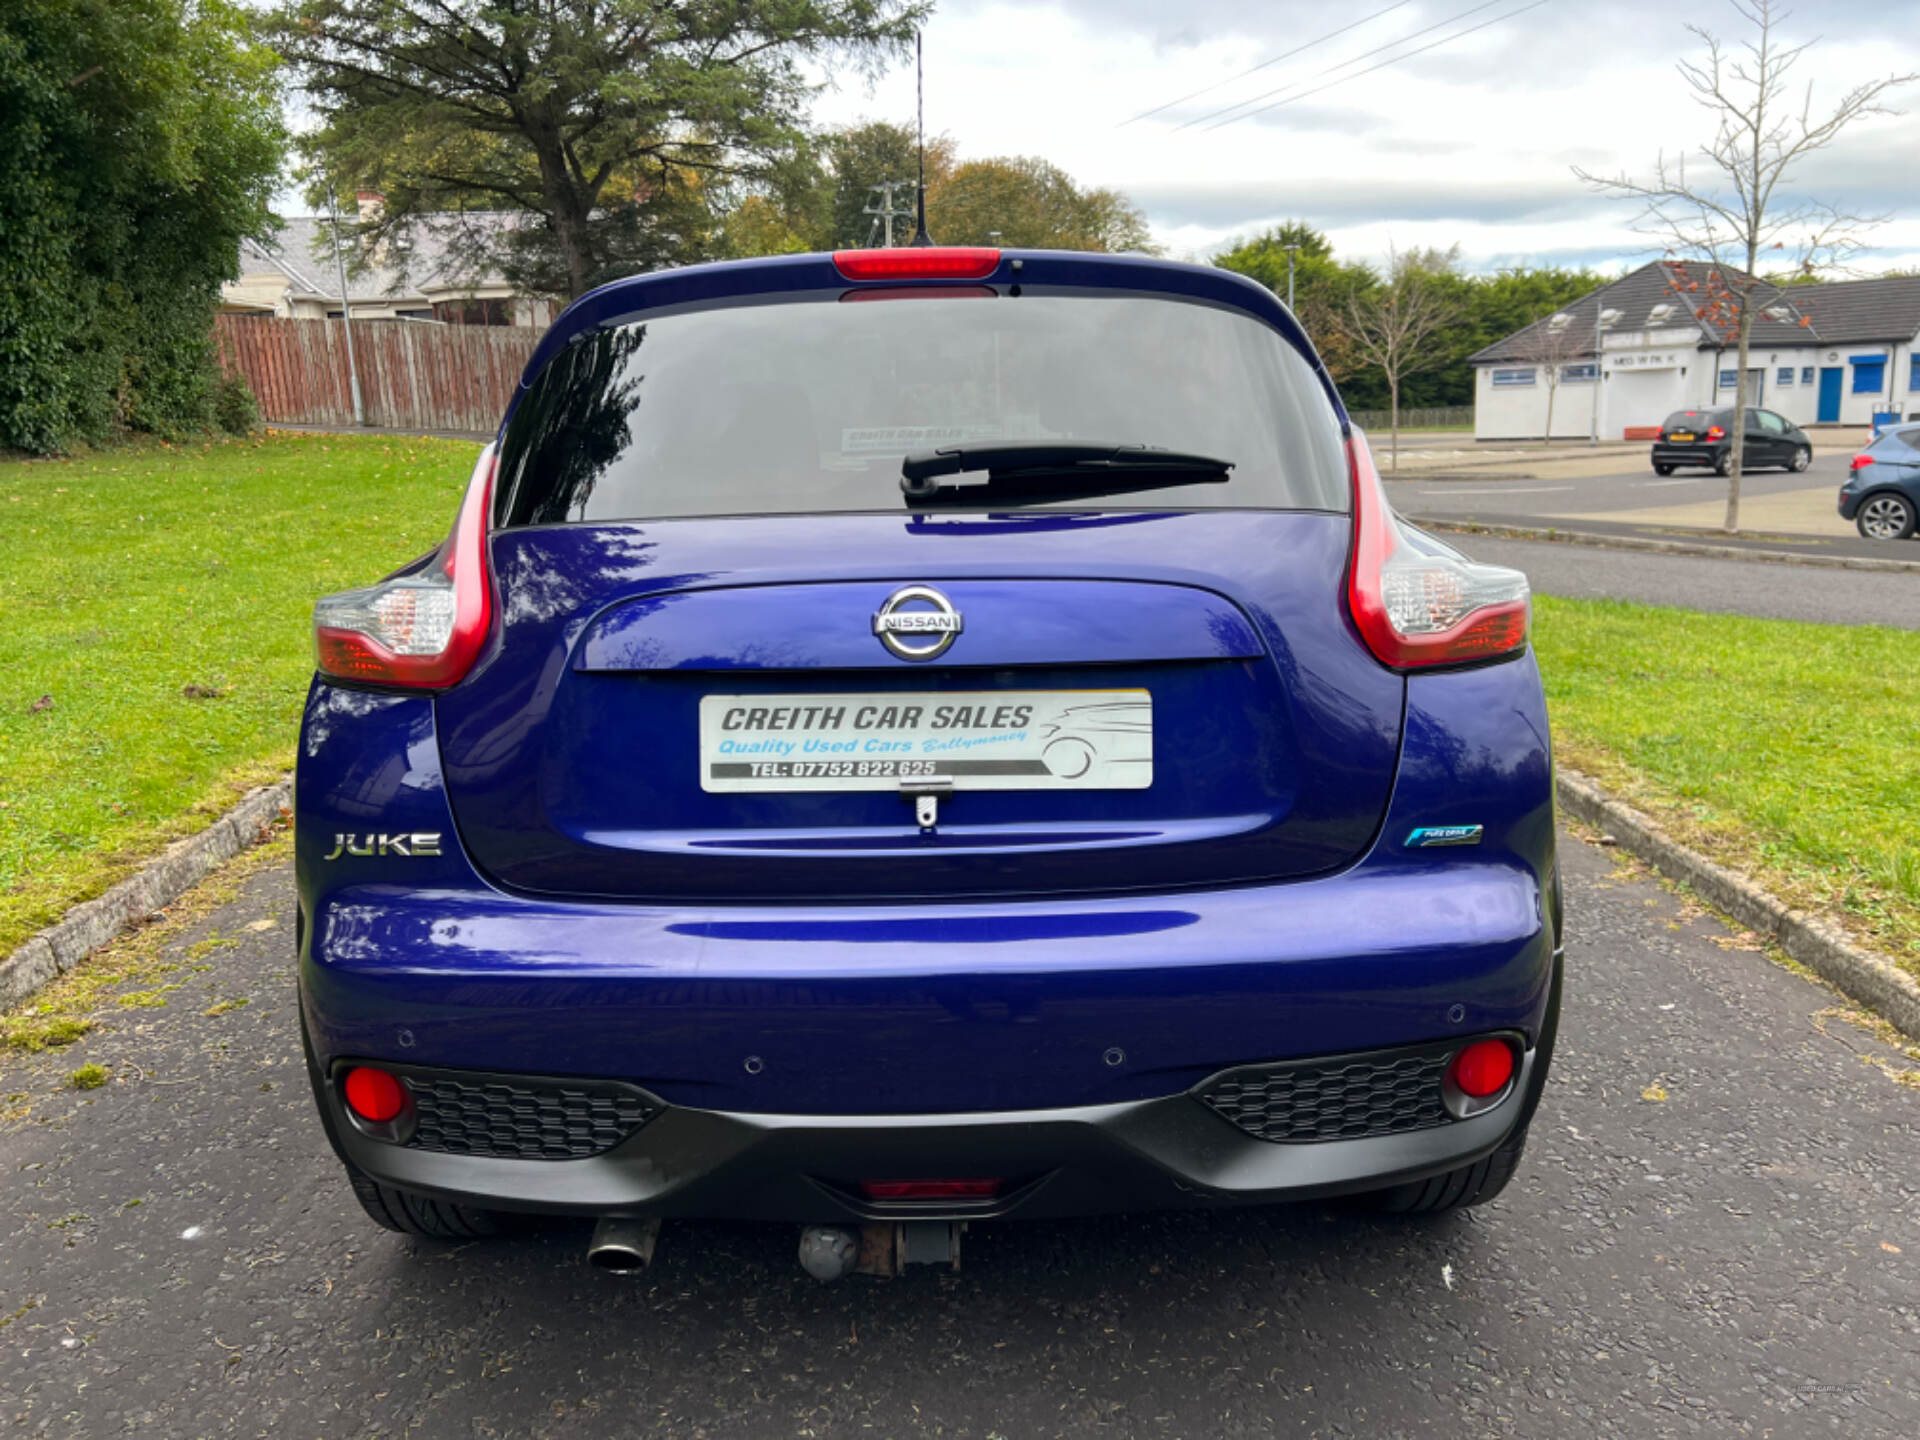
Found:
<box><xmin>4</xmin><ymin>833</ymin><xmax>1918</xmax><ymax>1439</ymax></box>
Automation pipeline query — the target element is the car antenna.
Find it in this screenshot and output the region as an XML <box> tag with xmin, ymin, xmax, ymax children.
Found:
<box><xmin>909</xmin><ymin>29</ymin><xmax>934</xmax><ymax>247</ymax></box>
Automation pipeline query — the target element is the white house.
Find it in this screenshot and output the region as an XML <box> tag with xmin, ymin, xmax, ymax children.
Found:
<box><xmin>221</xmin><ymin>201</ymin><xmax>556</xmax><ymax>328</ymax></box>
<box><xmin>1471</xmin><ymin>261</ymin><xmax>1920</xmax><ymax>439</ymax></box>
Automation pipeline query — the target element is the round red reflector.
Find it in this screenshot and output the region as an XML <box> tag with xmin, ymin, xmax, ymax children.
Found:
<box><xmin>1449</xmin><ymin>1040</ymin><xmax>1515</xmax><ymax>1099</ymax></box>
<box><xmin>343</xmin><ymin>1067</ymin><xmax>407</xmax><ymax>1123</ymax></box>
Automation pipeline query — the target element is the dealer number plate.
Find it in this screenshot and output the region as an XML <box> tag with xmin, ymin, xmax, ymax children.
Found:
<box><xmin>699</xmin><ymin>690</ymin><xmax>1152</xmax><ymax>792</ymax></box>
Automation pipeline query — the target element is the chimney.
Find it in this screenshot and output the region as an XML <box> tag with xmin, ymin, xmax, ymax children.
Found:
<box><xmin>356</xmin><ymin>191</ymin><xmax>384</xmax><ymax>224</ymax></box>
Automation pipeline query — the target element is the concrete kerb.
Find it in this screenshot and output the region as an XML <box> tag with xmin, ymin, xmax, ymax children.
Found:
<box><xmin>0</xmin><ymin>780</ymin><xmax>292</xmax><ymax>1011</ymax></box>
<box><xmin>1556</xmin><ymin>767</ymin><xmax>1920</xmax><ymax>1043</ymax></box>
<box><xmin>1415</xmin><ymin>516</ymin><xmax>1920</xmax><ymax>575</ymax></box>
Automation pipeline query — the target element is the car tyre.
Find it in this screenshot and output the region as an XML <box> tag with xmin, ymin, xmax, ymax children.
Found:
<box><xmin>1715</xmin><ymin>450</ymin><xmax>1734</xmax><ymax>477</ymax></box>
<box><xmin>1857</xmin><ymin>492</ymin><xmax>1917</xmax><ymax>541</ymax></box>
<box><xmin>1346</xmin><ymin>1118</ymin><xmax>1531</xmax><ymax>1214</ymax></box>
<box><xmin>345</xmin><ymin>1164</ymin><xmax>511</xmax><ymax>1239</ymax></box>
<box><xmin>1653</xmin><ymin>463</ymin><xmax>1674</xmax><ymax>476</ymax></box>
<box><xmin>1790</xmin><ymin>445</ymin><xmax>1811</xmax><ymax>473</ymax></box>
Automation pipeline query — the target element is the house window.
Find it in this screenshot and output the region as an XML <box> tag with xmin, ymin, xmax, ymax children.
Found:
<box><xmin>1718</xmin><ymin>369</ymin><xmax>1738</xmax><ymax>389</ymax></box>
<box><xmin>1776</xmin><ymin>367</ymin><xmax>1794</xmax><ymax>386</ymax></box>
<box><xmin>1560</xmin><ymin>363</ymin><xmax>1598</xmax><ymax>383</ymax></box>
<box><xmin>1911</xmin><ymin>354</ymin><xmax>1920</xmax><ymax>392</ymax></box>
<box><xmin>1851</xmin><ymin>356</ymin><xmax>1885</xmax><ymax>394</ymax></box>
<box><xmin>432</xmin><ymin>296</ymin><xmax>513</xmax><ymax>327</ymax></box>
<box><xmin>1800</xmin><ymin>367</ymin><xmax>1814</xmax><ymax>386</ymax></box>
<box><xmin>1491</xmin><ymin>367</ymin><xmax>1536</xmax><ymax>388</ymax></box>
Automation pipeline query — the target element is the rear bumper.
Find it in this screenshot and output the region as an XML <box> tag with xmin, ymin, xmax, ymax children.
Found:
<box><xmin>1650</xmin><ymin>443</ymin><xmax>1725</xmax><ymax>467</ymax></box>
<box><xmin>311</xmin><ymin>1032</ymin><xmax>1547</xmax><ymax>1222</ymax></box>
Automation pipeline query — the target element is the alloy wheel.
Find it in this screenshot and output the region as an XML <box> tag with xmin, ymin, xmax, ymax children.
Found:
<box><xmin>1858</xmin><ymin>495</ymin><xmax>1915</xmax><ymax>540</ymax></box>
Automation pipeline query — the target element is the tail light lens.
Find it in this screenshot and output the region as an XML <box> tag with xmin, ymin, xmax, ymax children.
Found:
<box><xmin>314</xmin><ymin>446</ymin><xmax>496</xmax><ymax>689</ymax></box>
<box><xmin>1705</xmin><ymin>425</ymin><xmax>1725</xmax><ymax>440</ymax></box>
<box><xmin>1345</xmin><ymin>431</ymin><xmax>1531</xmax><ymax>669</ymax></box>
<box><xmin>833</xmin><ymin>246</ymin><xmax>1000</xmax><ymax>281</ymax></box>
<box><xmin>1851</xmin><ymin>453</ymin><xmax>1875</xmax><ymax>471</ymax></box>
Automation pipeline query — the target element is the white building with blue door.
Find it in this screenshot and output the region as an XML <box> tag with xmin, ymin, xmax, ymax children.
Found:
<box><xmin>1470</xmin><ymin>262</ymin><xmax>1920</xmax><ymax>440</ymax></box>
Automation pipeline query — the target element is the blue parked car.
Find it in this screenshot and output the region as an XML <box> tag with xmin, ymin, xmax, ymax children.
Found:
<box><xmin>1840</xmin><ymin>423</ymin><xmax>1920</xmax><ymax>539</ymax></box>
<box><xmin>296</xmin><ymin>247</ymin><xmax>1562</xmax><ymax>1275</ymax></box>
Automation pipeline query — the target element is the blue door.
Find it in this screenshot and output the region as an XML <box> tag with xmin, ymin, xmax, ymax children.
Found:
<box><xmin>1818</xmin><ymin>367</ymin><xmax>1844</xmax><ymax>422</ymax></box>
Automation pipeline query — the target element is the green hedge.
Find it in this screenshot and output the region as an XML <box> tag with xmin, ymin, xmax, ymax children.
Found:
<box><xmin>0</xmin><ymin>0</ymin><xmax>283</xmax><ymax>454</ymax></box>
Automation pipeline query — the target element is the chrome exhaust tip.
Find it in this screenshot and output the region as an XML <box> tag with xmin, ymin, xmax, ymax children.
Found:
<box><xmin>588</xmin><ymin>1215</ymin><xmax>660</xmax><ymax>1273</ymax></box>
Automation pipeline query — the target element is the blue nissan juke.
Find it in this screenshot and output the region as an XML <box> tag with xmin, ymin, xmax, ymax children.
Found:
<box><xmin>296</xmin><ymin>247</ymin><xmax>1563</xmax><ymax>1276</ymax></box>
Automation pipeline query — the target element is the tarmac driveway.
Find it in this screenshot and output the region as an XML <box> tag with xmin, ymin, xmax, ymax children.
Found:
<box><xmin>3</xmin><ymin>832</ymin><xmax>1918</xmax><ymax>1438</ymax></box>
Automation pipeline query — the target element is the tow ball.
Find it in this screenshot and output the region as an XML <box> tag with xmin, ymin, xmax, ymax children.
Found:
<box><xmin>799</xmin><ymin>1222</ymin><xmax>963</xmax><ymax>1281</ymax></box>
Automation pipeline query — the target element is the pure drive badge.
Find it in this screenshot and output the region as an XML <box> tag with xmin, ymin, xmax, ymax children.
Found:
<box><xmin>873</xmin><ymin>585</ymin><xmax>963</xmax><ymax>661</ymax></box>
<box><xmin>1405</xmin><ymin>825</ymin><xmax>1484</xmax><ymax>848</ymax></box>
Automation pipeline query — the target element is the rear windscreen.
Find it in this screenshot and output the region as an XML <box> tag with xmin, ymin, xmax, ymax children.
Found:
<box><xmin>493</xmin><ymin>290</ymin><xmax>1349</xmax><ymax>526</ymax></box>
<box><xmin>1663</xmin><ymin>410</ymin><xmax>1723</xmax><ymax>428</ymax></box>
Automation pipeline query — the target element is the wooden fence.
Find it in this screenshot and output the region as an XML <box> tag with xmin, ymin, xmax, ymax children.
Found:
<box><xmin>215</xmin><ymin>315</ymin><xmax>543</xmax><ymax>434</ymax></box>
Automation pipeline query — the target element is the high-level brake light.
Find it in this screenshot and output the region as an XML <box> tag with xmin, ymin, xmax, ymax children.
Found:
<box><xmin>1345</xmin><ymin>431</ymin><xmax>1531</xmax><ymax>669</ymax></box>
<box><xmin>833</xmin><ymin>247</ymin><xmax>1001</xmax><ymax>282</ymax></box>
<box><xmin>314</xmin><ymin>446</ymin><xmax>496</xmax><ymax>688</ymax></box>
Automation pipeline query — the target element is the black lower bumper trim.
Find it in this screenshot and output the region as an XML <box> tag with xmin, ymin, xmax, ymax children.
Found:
<box><xmin>325</xmin><ymin>1049</ymin><xmax>1538</xmax><ymax>1223</ymax></box>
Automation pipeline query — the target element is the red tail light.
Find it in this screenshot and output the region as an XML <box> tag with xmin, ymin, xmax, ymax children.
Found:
<box><xmin>1705</xmin><ymin>425</ymin><xmax>1725</xmax><ymax>440</ymax></box>
<box><xmin>314</xmin><ymin>447</ymin><xmax>496</xmax><ymax>688</ymax></box>
<box><xmin>1851</xmin><ymin>453</ymin><xmax>1875</xmax><ymax>471</ymax></box>
<box><xmin>833</xmin><ymin>247</ymin><xmax>1001</xmax><ymax>281</ymax></box>
<box><xmin>1345</xmin><ymin>431</ymin><xmax>1531</xmax><ymax>669</ymax></box>
<box><xmin>859</xmin><ymin>1178</ymin><xmax>1004</xmax><ymax>1201</ymax></box>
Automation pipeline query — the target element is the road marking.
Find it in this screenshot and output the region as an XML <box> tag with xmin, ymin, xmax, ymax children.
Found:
<box><xmin>1637</xmin><ymin>478</ymin><xmax>1707</xmax><ymax>487</ymax></box>
<box><xmin>1417</xmin><ymin>485</ymin><xmax>1577</xmax><ymax>495</ymax></box>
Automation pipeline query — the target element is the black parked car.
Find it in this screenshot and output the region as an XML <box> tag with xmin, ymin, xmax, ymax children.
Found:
<box><xmin>1651</xmin><ymin>407</ymin><xmax>1812</xmax><ymax>476</ymax></box>
<box><xmin>1839</xmin><ymin>422</ymin><xmax>1920</xmax><ymax>540</ymax></box>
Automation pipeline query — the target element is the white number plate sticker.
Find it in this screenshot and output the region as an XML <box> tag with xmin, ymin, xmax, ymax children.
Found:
<box><xmin>699</xmin><ymin>690</ymin><xmax>1152</xmax><ymax>792</ymax></box>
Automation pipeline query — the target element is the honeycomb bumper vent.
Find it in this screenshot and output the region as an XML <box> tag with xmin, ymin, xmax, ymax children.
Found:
<box><xmin>404</xmin><ymin>1073</ymin><xmax>659</xmax><ymax>1160</ymax></box>
<box><xmin>1197</xmin><ymin>1046</ymin><xmax>1452</xmax><ymax>1143</ymax></box>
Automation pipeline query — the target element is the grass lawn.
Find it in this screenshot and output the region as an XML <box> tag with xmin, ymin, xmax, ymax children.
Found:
<box><xmin>1</xmin><ymin>432</ymin><xmax>479</xmax><ymax>958</ymax></box>
<box><xmin>1532</xmin><ymin>596</ymin><xmax>1920</xmax><ymax>974</ymax></box>
<box><xmin>2</xmin><ymin>430</ymin><xmax>1915</xmax><ymax>993</ymax></box>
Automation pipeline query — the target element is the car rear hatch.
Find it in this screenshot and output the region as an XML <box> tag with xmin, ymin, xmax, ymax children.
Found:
<box><xmin>436</xmin><ymin>512</ymin><xmax>1402</xmax><ymax>901</ymax></box>
<box><xmin>430</xmin><ymin>267</ymin><xmax>1406</xmax><ymax>902</ymax></box>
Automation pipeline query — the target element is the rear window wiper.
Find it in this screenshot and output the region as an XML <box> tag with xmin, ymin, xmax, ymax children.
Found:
<box><xmin>899</xmin><ymin>443</ymin><xmax>1234</xmax><ymax>507</ymax></box>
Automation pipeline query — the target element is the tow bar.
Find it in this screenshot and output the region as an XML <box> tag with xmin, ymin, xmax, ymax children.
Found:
<box><xmin>799</xmin><ymin>1222</ymin><xmax>963</xmax><ymax>1281</ymax></box>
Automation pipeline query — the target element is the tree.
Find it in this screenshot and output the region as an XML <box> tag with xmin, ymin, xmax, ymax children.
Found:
<box><xmin>1342</xmin><ymin>244</ymin><xmax>1463</xmax><ymax>471</ymax></box>
<box><xmin>1511</xmin><ymin>308</ymin><xmax>1597</xmax><ymax>444</ymax></box>
<box><xmin>1574</xmin><ymin>0</ymin><xmax>1914</xmax><ymax>532</ymax></box>
<box><xmin>274</xmin><ymin>1</ymin><xmax>929</xmax><ymax>299</ymax></box>
<box><xmin>0</xmin><ymin>0</ymin><xmax>284</xmax><ymax>453</ymax></box>
<box><xmin>822</xmin><ymin>120</ymin><xmax>955</xmax><ymax>248</ymax></box>
<box><xmin>1214</xmin><ymin>223</ymin><xmax>1375</xmax><ymax>394</ymax></box>
<box><xmin>928</xmin><ymin>157</ymin><xmax>1153</xmax><ymax>252</ymax></box>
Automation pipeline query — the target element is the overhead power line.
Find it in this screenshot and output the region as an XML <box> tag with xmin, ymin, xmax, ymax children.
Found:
<box><xmin>1120</xmin><ymin>2</ymin><xmax>1414</xmax><ymax>127</ymax></box>
<box><xmin>1181</xmin><ymin>0</ymin><xmax>1509</xmax><ymax>132</ymax></box>
<box><xmin>1201</xmin><ymin>0</ymin><xmax>1558</xmax><ymax>131</ymax></box>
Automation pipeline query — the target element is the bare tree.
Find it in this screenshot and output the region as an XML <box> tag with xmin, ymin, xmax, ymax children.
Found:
<box><xmin>1512</xmin><ymin>309</ymin><xmax>1598</xmax><ymax>444</ymax></box>
<box><xmin>1343</xmin><ymin>243</ymin><xmax>1463</xmax><ymax>473</ymax></box>
<box><xmin>1574</xmin><ymin>0</ymin><xmax>1913</xmax><ymax>532</ymax></box>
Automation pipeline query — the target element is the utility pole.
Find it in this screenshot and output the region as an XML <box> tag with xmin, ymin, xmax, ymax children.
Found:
<box><xmin>1283</xmin><ymin>243</ymin><xmax>1300</xmax><ymax>312</ymax></box>
<box><xmin>863</xmin><ymin>179</ymin><xmax>915</xmax><ymax>247</ymax></box>
<box><xmin>324</xmin><ymin>182</ymin><xmax>366</xmax><ymax>427</ymax></box>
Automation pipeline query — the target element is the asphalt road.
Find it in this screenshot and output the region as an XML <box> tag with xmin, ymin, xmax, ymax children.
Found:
<box><xmin>1393</xmin><ymin>450</ymin><xmax>1920</xmax><ymax>565</ymax></box>
<box><xmin>5</xmin><ymin>834</ymin><xmax>1919</xmax><ymax>1439</ymax></box>
<box><xmin>1440</xmin><ymin>533</ymin><xmax>1920</xmax><ymax>628</ymax></box>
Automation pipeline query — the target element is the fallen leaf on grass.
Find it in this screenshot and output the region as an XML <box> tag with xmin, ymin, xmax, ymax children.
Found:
<box><xmin>180</xmin><ymin>683</ymin><xmax>228</xmax><ymax>700</ymax></box>
<box><xmin>1641</xmin><ymin>1083</ymin><xmax>1669</xmax><ymax>1102</ymax></box>
<box><xmin>28</xmin><ymin>694</ymin><xmax>52</xmax><ymax>714</ymax></box>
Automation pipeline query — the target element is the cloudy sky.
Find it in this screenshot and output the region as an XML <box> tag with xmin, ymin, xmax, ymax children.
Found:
<box><xmin>811</xmin><ymin>0</ymin><xmax>1920</xmax><ymax>275</ymax></box>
